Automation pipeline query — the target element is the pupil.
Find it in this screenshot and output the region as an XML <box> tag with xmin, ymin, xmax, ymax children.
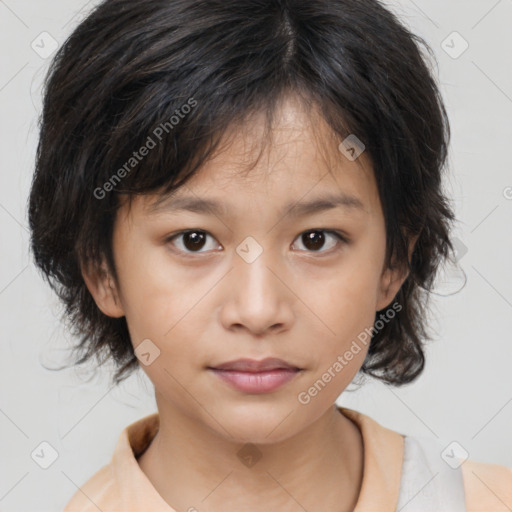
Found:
<box><xmin>184</xmin><ymin>231</ymin><xmax>206</xmax><ymax>251</ymax></box>
<box><xmin>182</xmin><ymin>231</ymin><xmax>326</xmax><ymax>252</ymax></box>
<box><xmin>304</xmin><ymin>231</ymin><xmax>324</xmax><ymax>251</ymax></box>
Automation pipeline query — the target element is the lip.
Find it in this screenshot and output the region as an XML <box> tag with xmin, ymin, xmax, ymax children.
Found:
<box><xmin>210</xmin><ymin>357</ymin><xmax>300</xmax><ymax>372</ymax></box>
<box><xmin>208</xmin><ymin>358</ymin><xmax>302</xmax><ymax>394</ymax></box>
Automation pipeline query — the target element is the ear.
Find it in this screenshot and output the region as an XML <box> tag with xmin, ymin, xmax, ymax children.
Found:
<box><xmin>376</xmin><ymin>233</ymin><xmax>419</xmax><ymax>311</ymax></box>
<box><xmin>81</xmin><ymin>258</ymin><xmax>125</xmax><ymax>318</ymax></box>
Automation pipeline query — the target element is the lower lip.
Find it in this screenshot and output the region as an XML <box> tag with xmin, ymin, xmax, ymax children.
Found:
<box><xmin>210</xmin><ymin>369</ymin><xmax>300</xmax><ymax>394</ymax></box>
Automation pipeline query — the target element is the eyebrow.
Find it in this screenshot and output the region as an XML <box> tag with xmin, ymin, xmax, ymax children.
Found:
<box><xmin>148</xmin><ymin>192</ymin><xmax>366</xmax><ymax>218</ymax></box>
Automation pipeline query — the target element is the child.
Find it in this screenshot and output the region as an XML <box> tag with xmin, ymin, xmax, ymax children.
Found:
<box><xmin>29</xmin><ymin>0</ymin><xmax>512</xmax><ymax>510</ymax></box>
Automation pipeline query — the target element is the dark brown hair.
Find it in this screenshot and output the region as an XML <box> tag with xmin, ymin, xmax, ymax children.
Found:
<box><xmin>28</xmin><ymin>0</ymin><xmax>456</xmax><ymax>386</ymax></box>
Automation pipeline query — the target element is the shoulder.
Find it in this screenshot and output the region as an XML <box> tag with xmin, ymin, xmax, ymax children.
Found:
<box><xmin>63</xmin><ymin>463</ymin><xmax>120</xmax><ymax>512</ymax></box>
<box><xmin>339</xmin><ymin>408</ymin><xmax>512</xmax><ymax>511</ymax></box>
<box><xmin>62</xmin><ymin>413</ymin><xmax>160</xmax><ymax>512</ymax></box>
<box><xmin>462</xmin><ymin>458</ymin><xmax>512</xmax><ymax>512</ymax></box>
<box><xmin>399</xmin><ymin>435</ymin><xmax>512</xmax><ymax>511</ymax></box>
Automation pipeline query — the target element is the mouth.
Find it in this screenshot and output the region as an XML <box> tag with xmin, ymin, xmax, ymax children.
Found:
<box><xmin>207</xmin><ymin>358</ymin><xmax>302</xmax><ymax>394</ymax></box>
<box><xmin>209</xmin><ymin>357</ymin><xmax>301</xmax><ymax>373</ymax></box>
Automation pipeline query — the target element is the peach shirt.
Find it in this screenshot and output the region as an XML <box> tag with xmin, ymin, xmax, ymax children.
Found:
<box><xmin>63</xmin><ymin>407</ymin><xmax>512</xmax><ymax>511</ymax></box>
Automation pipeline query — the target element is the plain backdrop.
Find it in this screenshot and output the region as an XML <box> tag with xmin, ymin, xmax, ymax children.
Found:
<box><xmin>1</xmin><ymin>1</ymin><xmax>511</xmax><ymax>511</ymax></box>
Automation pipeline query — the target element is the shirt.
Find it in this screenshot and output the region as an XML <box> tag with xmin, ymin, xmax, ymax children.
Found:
<box><xmin>63</xmin><ymin>406</ymin><xmax>512</xmax><ymax>511</ymax></box>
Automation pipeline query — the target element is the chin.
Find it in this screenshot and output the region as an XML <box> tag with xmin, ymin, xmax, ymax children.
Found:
<box><xmin>205</xmin><ymin>400</ymin><xmax>304</xmax><ymax>445</ymax></box>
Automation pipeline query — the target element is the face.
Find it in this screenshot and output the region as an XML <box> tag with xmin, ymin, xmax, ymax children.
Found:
<box><xmin>84</xmin><ymin>96</ymin><xmax>408</xmax><ymax>444</ymax></box>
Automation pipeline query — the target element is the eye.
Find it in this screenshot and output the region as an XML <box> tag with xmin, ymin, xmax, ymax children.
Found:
<box><xmin>292</xmin><ymin>230</ymin><xmax>347</xmax><ymax>254</ymax></box>
<box><xmin>166</xmin><ymin>230</ymin><xmax>220</xmax><ymax>254</ymax></box>
<box><xmin>166</xmin><ymin>229</ymin><xmax>348</xmax><ymax>257</ymax></box>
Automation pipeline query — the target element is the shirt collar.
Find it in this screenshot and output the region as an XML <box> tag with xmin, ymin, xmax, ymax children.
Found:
<box><xmin>111</xmin><ymin>406</ymin><xmax>404</xmax><ymax>511</ymax></box>
<box><xmin>340</xmin><ymin>406</ymin><xmax>404</xmax><ymax>511</ymax></box>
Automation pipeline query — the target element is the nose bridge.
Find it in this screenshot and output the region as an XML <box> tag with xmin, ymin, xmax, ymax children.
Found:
<box><xmin>221</xmin><ymin>234</ymin><xmax>293</xmax><ymax>334</ymax></box>
<box><xmin>234</xmin><ymin>234</ymin><xmax>281</xmax><ymax>302</ymax></box>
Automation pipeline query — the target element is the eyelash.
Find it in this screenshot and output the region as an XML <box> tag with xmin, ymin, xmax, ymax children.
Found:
<box><xmin>165</xmin><ymin>229</ymin><xmax>349</xmax><ymax>258</ymax></box>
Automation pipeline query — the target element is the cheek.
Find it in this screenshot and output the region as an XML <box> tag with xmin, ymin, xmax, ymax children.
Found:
<box><xmin>113</xmin><ymin>240</ymin><xmax>187</xmax><ymax>344</ymax></box>
<box><xmin>307</xmin><ymin>249</ymin><xmax>382</xmax><ymax>365</ymax></box>
<box><xmin>115</xmin><ymin>241</ymin><xmax>220</xmax><ymax>370</ymax></box>
<box><xmin>323</xmin><ymin>252</ymin><xmax>382</xmax><ymax>320</ymax></box>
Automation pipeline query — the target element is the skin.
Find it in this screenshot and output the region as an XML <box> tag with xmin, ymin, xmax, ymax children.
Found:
<box><xmin>83</xmin><ymin>95</ymin><xmax>414</xmax><ymax>512</ymax></box>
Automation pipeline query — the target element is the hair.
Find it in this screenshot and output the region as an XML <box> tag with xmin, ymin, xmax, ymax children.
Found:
<box><xmin>29</xmin><ymin>0</ymin><xmax>456</xmax><ymax>387</ymax></box>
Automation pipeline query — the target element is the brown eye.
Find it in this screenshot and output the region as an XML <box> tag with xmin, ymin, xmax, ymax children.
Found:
<box><xmin>293</xmin><ymin>230</ymin><xmax>345</xmax><ymax>253</ymax></box>
<box><xmin>303</xmin><ymin>231</ymin><xmax>325</xmax><ymax>251</ymax></box>
<box><xmin>182</xmin><ymin>231</ymin><xmax>206</xmax><ymax>251</ymax></box>
<box><xmin>167</xmin><ymin>228</ymin><xmax>347</xmax><ymax>257</ymax></box>
<box><xmin>168</xmin><ymin>230</ymin><xmax>218</xmax><ymax>254</ymax></box>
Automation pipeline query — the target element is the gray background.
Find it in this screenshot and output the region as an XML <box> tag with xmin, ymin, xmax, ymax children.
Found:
<box><xmin>1</xmin><ymin>1</ymin><xmax>511</xmax><ymax>511</ymax></box>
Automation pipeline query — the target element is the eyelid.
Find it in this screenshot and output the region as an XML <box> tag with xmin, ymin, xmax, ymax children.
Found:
<box><xmin>165</xmin><ymin>228</ymin><xmax>349</xmax><ymax>257</ymax></box>
<box><xmin>292</xmin><ymin>230</ymin><xmax>349</xmax><ymax>254</ymax></box>
<box><xmin>165</xmin><ymin>229</ymin><xmax>221</xmax><ymax>256</ymax></box>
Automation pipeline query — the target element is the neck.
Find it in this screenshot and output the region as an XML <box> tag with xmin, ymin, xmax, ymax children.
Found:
<box><xmin>138</xmin><ymin>399</ymin><xmax>364</xmax><ymax>512</ymax></box>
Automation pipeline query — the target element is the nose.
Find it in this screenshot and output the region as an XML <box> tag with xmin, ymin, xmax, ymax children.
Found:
<box><xmin>218</xmin><ymin>248</ymin><xmax>295</xmax><ymax>336</ymax></box>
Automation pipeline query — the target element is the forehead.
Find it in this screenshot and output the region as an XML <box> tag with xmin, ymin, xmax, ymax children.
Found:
<box><xmin>138</xmin><ymin>96</ymin><xmax>380</xmax><ymax>218</ymax></box>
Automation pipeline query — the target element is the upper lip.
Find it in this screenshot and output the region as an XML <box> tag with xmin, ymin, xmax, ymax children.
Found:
<box><xmin>209</xmin><ymin>357</ymin><xmax>300</xmax><ymax>372</ymax></box>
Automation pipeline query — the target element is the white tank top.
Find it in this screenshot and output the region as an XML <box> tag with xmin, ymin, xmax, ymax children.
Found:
<box><xmin>396</xmin><ymin>435</ymin><xmax>467</xmax><ymax>511</ymax></box>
